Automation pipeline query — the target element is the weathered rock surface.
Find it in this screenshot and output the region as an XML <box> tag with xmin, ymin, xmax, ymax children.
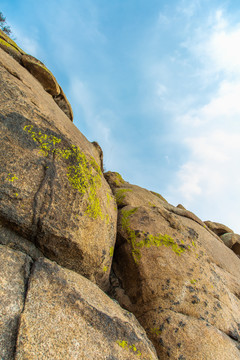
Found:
<box><xmin>0</xmin><ymin>245</ymin><xmax>32</xmax><ymax>360</ymax></box>
<box><xmin>0</xmin><ymin>219</ymin><xmax>43</xmax><ymax>260</ymax></box>
<box><xmin>221</xmin><ymin>232</ymin><xmax>240</xmax><ymax>249</ymax></box>
<box><xmin>0</xmin><ymin>47</ymin><xmax>117</xmax><ymax>290</ymax></box>
<box><xmin>0</xmin><ymin>29</ymin><xmax>73</xmax><ymax>120</ymax></box>
<box><xmin>204</xmin><ymin>220</ymin><xmax>233</xmax><ymax>236</ymax></box>
<box><xmin>53</xmin><ymin>86</ymin><xmax>74</xmax><ymax>121</ymax></box>
<box><xmin>0</xmin><ymin>29</ymin><xmax>24</xmax><ymax>63</ymax></box>
<box><xmin>106</xmin><ymin>172</ymin><xmax>240</xmax><ymax>359</ymax></box>
<box><xmin>15</xmin><ymin>257</ymin><xmax>158</xmax><ymax>360</ymax></box>
<box><xmin>22</xmin><ymin>54</ymin><xmax>61</xmax><ymax>96</ymax></box>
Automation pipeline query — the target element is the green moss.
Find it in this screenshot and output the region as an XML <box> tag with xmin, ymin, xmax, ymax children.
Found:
<box><xmin>24</xmin><ymin>125</ymin><xmax>103</xmax><ymax>219</ymax></box>
<box><xmin>115</xmin><ymin>188</ymin><xmax>132</xmax><ymax>205</ymax></box>
<box><xmin>121</xmin><ymin>207</ymin><xmax>189</xmax><ymax>263</ymax></box>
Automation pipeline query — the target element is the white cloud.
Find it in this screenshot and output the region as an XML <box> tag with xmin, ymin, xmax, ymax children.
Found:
<box><xmin>189</xmin><ymin>9</ymin><xmax>240</xmax><ymax>77</ymax></box>
<box><xmin>166</xmin><ymin>9</ymin><xmax>240</xmax><ymax>233</ymax></box>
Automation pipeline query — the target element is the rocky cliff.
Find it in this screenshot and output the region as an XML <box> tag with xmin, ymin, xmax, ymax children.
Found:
<box><xmin>0</xmin><ymin>31</ymin><xmax>240</xmax><ymax>360</ymax></box>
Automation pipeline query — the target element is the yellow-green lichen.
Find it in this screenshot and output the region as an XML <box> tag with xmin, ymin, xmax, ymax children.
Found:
<box><xmin>150</xmin><ymin>327</ymin><xmax>162</xmax><ymax>336</ymax></box>
<box><xmin>0</xmin><ymin>29</ymin><xmax>25</xmax><ymax>54</ymax></box>
<box><xmin>109</xmin><ymin>246</ymin><xmax>114</xmax><ymax>257</ymax></box>
<box><xmin>103</xmin><ymin>266</ymin><xmax>108</xmax><ymax>272</ymax></box>
<box><xmin>190</xmin><ymin>279</ymin><xmax>197</xmax><ymax>285</ymax></box>
<box><xmin>7</xmin><ymin>173</ymin><xmax>18</xmax><ymax>182</ymax></box>
<box><xmin>115</xmin><ymin>188</ymin><xmax>132</xmax><ymax>205</ymax></box>
<box><xmin>121</xmin><ymin>207</ymin><xmax>189</xmax><ymax>263</ymax></box>
<box><xmin>0</xmin><ymin>38</ymin><xmax>22</xmax><ymax>54</ymax></box>
<box><xmin>24</xmin><ymin>125</ymin><xmax>103</xmax><ymax>219</ymax></box>
<box><xmin>112</xmin><ymin>172</ymin><xmax>125</xmax><ymax>186</ymax></box>
<box><xmin>116</xmin><ymin>340</ymin><xmax>142</xmax><ymax>357</ymax></box>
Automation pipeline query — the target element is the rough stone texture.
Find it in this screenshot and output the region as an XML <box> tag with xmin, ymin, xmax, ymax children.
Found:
<box><xmin>53</xmin><ymin>86</ymin><xmax>73</xmax><ymax>121</ymax></box>
<box><xmin>0</xmin><ymin>219</ymin><xmax>43</xmax><ymax>260</ymax></box>
<box><xmin>0</xmin><ymin>48</ymin><xmax>117</xmax><ymax>290</ymax></box>
<box><xmin>204</xmin><ymin>220</ymin><xmax>233</xmax><ymax>236</ymax></box>
<box><xmin>232</xmin><ymin>242</ymin><xmax>240</xmax><ymax>257</ymax></box>
<box><xmin>0</xmin><ymin>245</ymin><xmax>32</xmax><ymax>360</ymax></box>
<box><xmin>0</xmin><ymin>29</ymin><xmax>24</xmax><ymax>63</ymax></box>
<box><xmin>0</xmin><ymin>30</ymin><xmax>73</xmax><ymax>121</ymax></box>
<box><xmin>15</xmin><ymin>257</ymin><xmax>158</xmax><ymax>360</ymax></box>
<box><xmin>106</xmin><ymin>172</ymin><xmax>240</xmax><ymax>360</ymax></box>
<box><xmin>220</xmin><ymin>232</ymin><xmax>240</xmax><ymax>249</ymax></box>
<box><xmin>22</xmin><ymin>54</ymin><xmax>61</xmax><ymax>96</ymax></box>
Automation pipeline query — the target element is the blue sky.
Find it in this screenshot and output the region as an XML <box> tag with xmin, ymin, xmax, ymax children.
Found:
<box><xmin>2</xmin><ymin>0</ymin><xmax>240</xmax><ymax>233</ymax></box>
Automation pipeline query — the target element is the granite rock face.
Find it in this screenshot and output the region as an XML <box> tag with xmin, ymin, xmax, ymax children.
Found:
<box><xmin>0</xmin><ymin>47</ymin><xmax>117</xmax><ymax>290</ymax></box>
<box><xmin>106</xmin><ymin>172</ymin><xmax>240</xmax><ymax>359</ymax></box>
<box><xmin>1</xmin><ymin>33</ymin><xmax>240</xmax><ymax>360</ymax></box>
<box><xmin>0</xmin><ymin>29</ymin><xmax>73</xmax><ymax>120</ymax></box>
<box><xmin>15</xmin><ymin>257</ymin><xmax>158</xmax><ymax>360</ymax></box>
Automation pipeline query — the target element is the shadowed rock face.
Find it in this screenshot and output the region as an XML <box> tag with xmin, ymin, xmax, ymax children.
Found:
<box><xmin>0</xmin><ymin>47</ymin><xmax>117</xmax><ymax>291</ymax></box>
<box><xmin>106</xmin><ymin>172</ymin><xmax>240</xmax><ymax>360</ymax></box>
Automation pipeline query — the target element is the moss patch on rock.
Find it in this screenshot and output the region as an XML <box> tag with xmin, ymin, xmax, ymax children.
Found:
<box><xmin>24</xmin><ymin>125</ymin><xmax>103</xmax><ymax>219</ymax></box>
<box><xmin>115</xmin><ymin>188</ymin><xmax>132</xmax><ymax>206</ymax></box>
<box><xmin>121</xmin><ymin>207</ymin><xmax>189</xmax><ymax>262</ymax></box>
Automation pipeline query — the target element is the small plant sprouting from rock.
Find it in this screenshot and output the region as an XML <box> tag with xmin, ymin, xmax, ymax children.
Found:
<box><xmin>24</xmin><ymin>125</ymin><xmax>103</xmax><ymax>219</ymax></box>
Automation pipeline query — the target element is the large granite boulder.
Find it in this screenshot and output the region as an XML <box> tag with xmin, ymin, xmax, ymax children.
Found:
<box><xmin>14</xmin><ymin>256</ymin><xmax>158</xmax><ymax>360</ymax></box>
<box><xmin>106</xmin><ymin>172</ymin><xmax>240</xmax><ymax>359</ymax></box>
<box><xmin>0</xmin><ymin>246</ymin><xmax>158</xmax><ymax>359</ymax></box>
<box><xmin>220</xmin><ymin>232</ymin><xmax>240</xmax><ymax>249</ymax></box>
<box><xmin>0</xmin><ymin>48</ymin><xmax>117</xmax><ymax>290</ymax></box>
<box><xmin>204</xmin><ymin>220</ymin><xmax>233</xmax><ymax>236</ymax></box>
<box><xmin>0</xmin><ymin>30</ymin><xmax>73</xmax><ymax>120</ymax></box>
<box><xmin>22</xmin><ymin>54</ymin><xmax>61</xmax><ymax>96</ymax></box>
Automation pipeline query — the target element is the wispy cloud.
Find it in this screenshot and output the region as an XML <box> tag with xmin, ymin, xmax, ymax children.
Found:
<box><xmin>165</xmin><ymin>8</ymin><xmax>240</xmax><ymax>232</ymax></box>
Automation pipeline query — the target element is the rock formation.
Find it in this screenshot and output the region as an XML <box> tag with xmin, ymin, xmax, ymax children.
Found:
<box><xmin>106</xmin><ymin>172</ymin><xmax>240</xmax><ymax>359</ymax></box>
<box><xmin>0</xmin><ymin>29</ymin><xmax>73</xmax><ymax>121</ymax></box>
<box><xmin>0</xmin><ymin>34</ymin><xmax>240</xmax><ymax>359</ymax></box>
